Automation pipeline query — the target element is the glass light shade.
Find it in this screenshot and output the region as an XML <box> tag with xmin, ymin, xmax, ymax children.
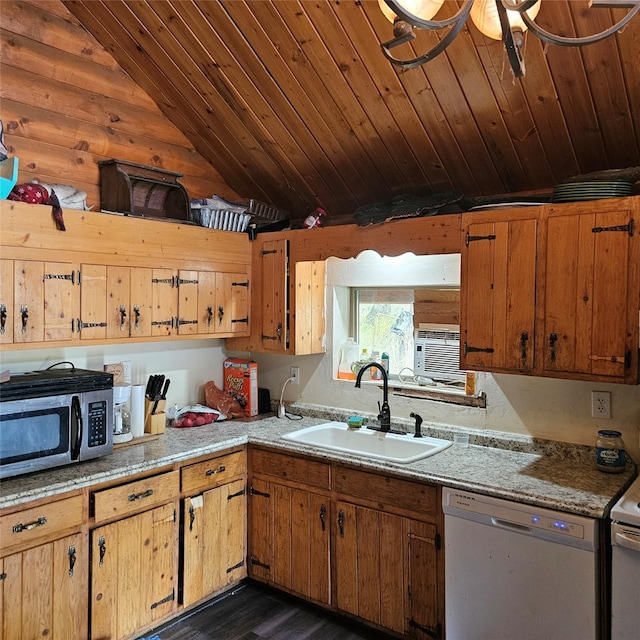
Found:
<box><xmin>470</xmin><ymin>0</ymin><xmax>541</xmax><ymax>40</ymax></box>
<box><xmin>378</xmin><ymin>0</ymin><xmax>446</xmax><ymax>24</ymax></box>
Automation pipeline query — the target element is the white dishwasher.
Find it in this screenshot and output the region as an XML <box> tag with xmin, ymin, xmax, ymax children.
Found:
<box><xmin>442</xmin><ymin>487</ymin><xmax>599</xmax><ymax>640</ymax></box>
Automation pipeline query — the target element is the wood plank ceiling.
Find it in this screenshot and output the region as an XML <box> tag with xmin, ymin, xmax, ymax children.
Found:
<box><xmin>61</xmin><ymin>0</ymin><xmax>640</xmax><ymax>225</ymax></box>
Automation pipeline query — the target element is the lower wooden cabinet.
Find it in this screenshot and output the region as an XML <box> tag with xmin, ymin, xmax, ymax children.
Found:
<box><xmin>249</xmin><ymin>478</ymin><xmax>331</xmax><ymax>605</ymax></box>
<box><xmin>0</xmin><ymin>532</ymin><xmax>88</xmax><ymax>640</ymax></box>
<box><xmin>249</xmin><ymin>447</ymin><xmax>444</xmax><ymax>638</ymax></box>
<box><xmin>335</xmin><ymin>502</ymin><xmax>406</xmax><ymax>634</ymax></box>
<box><xmin>90</xmin><ymin>502</ymin><xmax>177</xmax><ymax>640</ymax></box>
<box><xmin>182</xmin><ymin>478</ymin><xmax>247</xmax><ymax>607</ymax></box>
<box><xmin>335</xmin><ymin>505</ymin><xmax>441</xmax><ymax>639</ymax></box>
<box><xmin>249</xmin><ymin>449</ymin><xmax>331</xmax><ymax>605</ymax></box>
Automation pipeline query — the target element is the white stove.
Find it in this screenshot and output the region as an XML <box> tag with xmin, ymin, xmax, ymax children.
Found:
<box><xmin>611</xmin><ymin>475</ymin><xmax>640</xmax><ymax>526</ymax></box>
<box><xmin>610</xmin><ymin>475</ymin><xmax>640</xmax><ymax>640</ymax></box>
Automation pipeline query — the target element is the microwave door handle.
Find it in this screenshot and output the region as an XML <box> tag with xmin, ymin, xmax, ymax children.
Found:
<box><xmin>71</xmin><ymin>395</ymin><xmax>83</xmax><ymax>460</ymax></box>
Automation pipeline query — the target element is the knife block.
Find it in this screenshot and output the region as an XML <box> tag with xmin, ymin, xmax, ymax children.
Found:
<box><xmin>144</xmin><ymin>398</ymin><xmax>166</xmax><ymax>434</ymax></box>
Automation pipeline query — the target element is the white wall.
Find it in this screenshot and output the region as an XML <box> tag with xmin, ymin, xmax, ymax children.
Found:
<box><xmin>1</xmin><ymin>339</ymin><xmax>228</xmax><ymax>410</ymax></box>
<box><xmin>244</xmin><ymin>352</ymin><xmax>640</xmax><ymax>460</ymax></box>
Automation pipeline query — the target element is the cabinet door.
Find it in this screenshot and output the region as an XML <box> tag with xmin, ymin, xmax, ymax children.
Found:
<box><xmin>294</xmin><ymin>260</ymin><xmax>326</xmax><ymax>355</ymax></box>
<box><xmin>130</xmin><ymin>267</ymin><xmax>153</xmax><ymax>337</ymax></box>
<box><xmin>271</xmin><ymin>484</ymin><xmax>330</xmax><ymax>604</ymax></box>
<box><xmin>542</xmin><ymin>208</ymin><xmax>637</xmax><ymax>381</ymax></box>
<box><xmin>0</xmin><ymin>259</ymin><xmax>14</xmax><ymax>344</ymax></box>
<box><xmin>176</xmin><ymin>270</ymin><xmax>199</xmax><ymax>335</ymax></box>
<box><xmin>461</xmin><ymin>214</ymin><xmax>537</xmax><ymax>372</ymax></box>
<box><xmin>334</xmin><ymin>502</ymin><xmax>405</xmax><ymax>634</ymax></box>
<box><xmin>79</xmin><ymin>263</ymin><xmax>108</xmax><ymax>340</ymax></box>
<box><xmin>197</xmin><ymin>270</ymin><xmax>217</xmax><ymax>334</ymax></box>
<box><xmin>248</xmin><ymin>478</ymin><xmax>272</xmax><ymax>582</ymax></box>
<box><xmin>14</xmin><ymin>260</ymin><xmax>79</xmax><ymax>344</ymax></box>
<box><xmin>405</xmin><ymin>519</ymin><xmax>442</xmax><ymax>640</ymax></box>
<box><xmin>91</xmin><ymin>503</ymin><xmax>176</xmax><ymax>640</ymax></box>
<box><xmin>151</xmin><ymin>268</ymin><xmax>177</xmax><ymax>336</ymax></box>
<box><xmin>106</xmin><ymin>265</ymin><xmax>131</xmax><ymax>339</ymax></box>
<box><xmin>248</xmin><ymin>480</ymin><xmax>330</xmax><ymax>605</ymax></box>
<box><xmin>217</xmin><ymin>272</ymin><xmax>250</xmax><ymax>335</ymax></box>
<box><xmin>182</xmin><ymin>478</ymin><xmax>247</xmax><ymax>607</ymax></box>
<box><xmin>260</xmin><ymin>239</ymin><xmax>288</xmax><ymax>350</ymax></box>
<box><xmin>0</xmin><ymin>532</ymin><xmax>88</xmax><ymax>640</ymax></box>
<box><xmin>13</xmin><ymin>260</ymin><xmax>44</xmax><ymax>343</ymax></box>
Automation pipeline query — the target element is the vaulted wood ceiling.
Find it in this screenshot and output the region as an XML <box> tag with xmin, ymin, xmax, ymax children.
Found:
<box><xmin>62</xmin><ymin>0</ymin><xmax>640</xmax><ymax>224</ymax></box>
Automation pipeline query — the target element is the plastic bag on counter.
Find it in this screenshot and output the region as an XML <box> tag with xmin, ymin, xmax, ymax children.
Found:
<box><xmin>204</xmin><ymin>381</ymin><xmax>245</xmax><ymax>419</ymax></box>
<box><xmin>170</xmin><ymin>404</ymin><xmax>222</xmax><ymax>428</ymax></box>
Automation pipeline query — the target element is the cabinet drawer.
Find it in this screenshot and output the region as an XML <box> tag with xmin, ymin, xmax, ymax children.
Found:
<box><xmin>251</xmin><ymin>448</ymin><xmax>330</xmax><ymax>490</ymax></box>
<box><xmin>181</xmin><ymin>450</ymin><xmax>246</xmax><ymax>494</ymax></box>
<box><xmin>0</xmin><ymin>494</ymin><xmax>83</xmax><ymax>556</ymax></box>
<box><xmin>92</xmin><ymin>470</ymin><xmax>179</xmax><ymax>523</ymax></box>
<box><xmin>335</xmin><ymin>466</ymin><xmax>437</xmax><ymax>517</ymax></box>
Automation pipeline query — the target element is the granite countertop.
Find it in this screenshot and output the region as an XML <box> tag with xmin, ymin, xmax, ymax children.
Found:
<box><xmin>1</xmin><ymin>406</ymin><xmax>635</xmax><ymax>518</ymax></box>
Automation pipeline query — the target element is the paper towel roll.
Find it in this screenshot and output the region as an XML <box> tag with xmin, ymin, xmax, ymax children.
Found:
<box><xmin>130</xmin><ymin>384</ymin><xmax>145</xmax><ymax>439</ymax></box>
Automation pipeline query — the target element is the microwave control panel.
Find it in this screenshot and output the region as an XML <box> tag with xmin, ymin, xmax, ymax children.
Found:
<box><xmin>88</xmin><ymin>400</ymin><xmax>108</xmax><ymax>447</ymax></box>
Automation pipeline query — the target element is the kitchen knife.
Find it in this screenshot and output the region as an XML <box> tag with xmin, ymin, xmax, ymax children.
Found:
<box><xmin>150</xmin><ymin>375</ymin><xmax>165</xmax><ymax>414</ymax></box>
<box><xmin>145</xmin><ymin>375</ymin><xmax>155</xmax><ymax>399</ymax></box>
<box><xmin>160</xmin><ymin>378</ymin><xmax>170</xmax><ymax>399</ymax></box>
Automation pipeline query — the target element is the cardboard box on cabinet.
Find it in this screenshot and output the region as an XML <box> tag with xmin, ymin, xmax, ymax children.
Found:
<box><xmin>223</xmin><ymin>358</ymin><xmax>258</xmax><ymax>417</ymax></box>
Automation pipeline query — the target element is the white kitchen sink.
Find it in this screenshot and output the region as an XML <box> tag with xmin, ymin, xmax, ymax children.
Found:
<box><xmin>281</xmin><ymin>421</ymin><xmax>452</xmax><ymax>464</ymax></box>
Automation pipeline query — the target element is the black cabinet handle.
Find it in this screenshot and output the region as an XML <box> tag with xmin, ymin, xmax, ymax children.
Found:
<box><xmin>338</xmin><ymin>509</ymin><xmax>345</xmax><ymax>537</ymax></box>
<box><xmin>320</xmin><ymin>504</ymin><xmax>327</xmax><ymax>531</ymax></box>
<box><xmin>20</xmin><ymin>305</ymin><xmax>28</xmax><ymax>334</ymax></box>
<box><xmin>549</xmin><ymin>332</ymin><xmax>558</xmax><ymax>362</ymax></box>
<box><xmin>98</xmin><ymin>536</ymin><xmax>106</xmax><ymax>566</ymax></box>
<box><xmin>189</xmin><ymin>504</ymin><xmax>196</xmax><ymax>532</ymax></box>
<box><xmin>520</xmin><ymin>332</ymin><xmax>529</xmax><ymax>361</ymax></box>
<box><xmin>68</xmin><ymin>545</ymin><xmax>77</xmax><ymax>577</ymax></box>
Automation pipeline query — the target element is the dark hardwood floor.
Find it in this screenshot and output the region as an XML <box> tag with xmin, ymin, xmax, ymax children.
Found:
<box><xmin>147</xmin><ymin>582</ymin><xmax>394</xmax><ymax>640</ymax></box>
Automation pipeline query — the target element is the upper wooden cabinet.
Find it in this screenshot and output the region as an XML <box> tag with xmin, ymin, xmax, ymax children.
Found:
<box><xmin>461</xmin><ymin>198</ymin><xmax>639</xmax><ymax>384</ymax></box>
<box><xmin>0</xmin><ymin>202</ymin><xmax>251</xmax><ymax>349</ymax></box>
<box><xmin>228</xmin><ymin>236</ymin><xmax>325</xmax><ymax>355</ymax></box>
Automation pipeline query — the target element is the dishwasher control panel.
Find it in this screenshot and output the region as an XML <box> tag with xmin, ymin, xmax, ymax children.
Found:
<box><xmin>443</xmin><ymin>489</ymin><xmax>592</xmax><ymax>542</ymax></box>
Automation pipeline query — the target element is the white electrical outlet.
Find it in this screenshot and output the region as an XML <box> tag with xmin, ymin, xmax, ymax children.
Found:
<box><xmin>591</xmin><ymin>391</ymin><xmax>611</xmax><ymax>419</ymax></box>
<box><xmin>290</xmin><ymin>366</ymin><xmax>300</xmax><ymax>385</ymax></box>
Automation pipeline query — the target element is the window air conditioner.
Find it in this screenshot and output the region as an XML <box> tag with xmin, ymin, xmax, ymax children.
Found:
<box><xmin>414</xmin><ymin>326</ymin><xmax>464</xmax><ymax>382</ymax></box>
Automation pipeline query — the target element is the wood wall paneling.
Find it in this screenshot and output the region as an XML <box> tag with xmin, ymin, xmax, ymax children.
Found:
<box><xmin>1</xmin><ymin>0</ymin><xmax>240</xmax><ymax>212</ymax></box>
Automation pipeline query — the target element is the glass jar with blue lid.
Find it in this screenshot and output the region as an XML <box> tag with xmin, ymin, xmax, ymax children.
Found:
<box><xmin>595</xmin><ymin>430</ymin><xmax>626</xmax><ymax>473</ymax></box>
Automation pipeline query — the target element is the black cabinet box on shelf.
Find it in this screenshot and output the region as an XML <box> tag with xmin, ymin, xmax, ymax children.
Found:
<box><xmin>98</xmin><ymin>159</ymin><xmax>189</xmax><ymax>221</ymax></box>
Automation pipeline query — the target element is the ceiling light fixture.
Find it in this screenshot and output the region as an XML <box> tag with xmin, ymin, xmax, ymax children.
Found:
<box><xmin>379</xmin><ymin>0</ymin><xmax>640</xmax><ymax>77</ymax></box>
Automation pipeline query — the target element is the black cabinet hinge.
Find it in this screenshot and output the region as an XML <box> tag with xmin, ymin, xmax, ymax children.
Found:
<box><xmin>466</xmin><ymin>232</ymin><xmax>496</xmax><ymax>246</ymax></box>
<box><xmin>228</xmin><ymin>487</ymin><xmax>246</xmax><ymax>501</ymax></box>
<box><xmin>592</xmin><ymin>219</ymin><xmax>634</xmax><ymax>236</ymax></box>
<box><xmin>409</xmin><ymin>619</ymin><xmax>442</xmax><ymax>639</ymax></box>
<box><xmin>250</xmin><ymin>486</ymin><xmax>270</xmax><ymax>498</ymax></box>
<box><xmin>463</xmin><ymin>343</ymin><xmax>494</xmax><ymax>356</ymax></box>
<box><xmin>250</xmin><ymin>556</ymin><xmax>270</xmax><ymax>570</ymax></box>
<box><xmin>150</xmin><ymin>589</ymin><xmax>175</xmax><ymax>609</ymax></box>
<box><xmin>226</xmin><ymin>560</ymin><xmax>245</xmax><ymax>573</ymax></box>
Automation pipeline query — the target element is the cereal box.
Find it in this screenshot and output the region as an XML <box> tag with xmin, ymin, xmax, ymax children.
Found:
<box><xmin>223</xmin><ymin>358</ymin><xmax>258</xmax><ymax>417</ymax></box>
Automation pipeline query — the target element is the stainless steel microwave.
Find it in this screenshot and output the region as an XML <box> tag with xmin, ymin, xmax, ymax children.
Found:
<box><xmin>0</xmin><ymin>367</ymin><xmax>113</xmax><ymax>479</ymax></box>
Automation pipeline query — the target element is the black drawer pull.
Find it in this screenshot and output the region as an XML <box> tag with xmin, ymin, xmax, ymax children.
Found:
<box><xmin>206</xmin><ymin>465</ymin><xmax>226</xmax><ymax>476</ymax></box>
<box><xmin>13</xmin><ymin>516</ymin><xmax>47</xmax><ymax>533</ymax></box>
<box><xmin>128</xmin><ymin>489</ymin><xmax>154</xmax><ymax>502</ymax></box>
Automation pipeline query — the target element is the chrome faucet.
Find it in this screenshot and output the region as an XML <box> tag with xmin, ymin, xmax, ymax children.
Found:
<box><xmin>355</xmin><ymin>362</ymin><xmax>391</xmax><ymax>432</ymax></box>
